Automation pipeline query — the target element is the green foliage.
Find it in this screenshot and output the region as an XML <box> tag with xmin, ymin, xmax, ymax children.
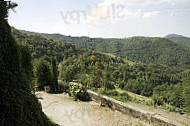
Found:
<box><xmin>155</xmin><ymin>84</ymin><xmax>184</xmax><ymax>108</ymax></box>
<box><xmin>59</xmin><ymin>52</ymin><xmax>190</xmax><ymax>111</ymax></box>
<box><xmin>0</xmin><ymin>3</ymin><xmax>57</xmax><ymax>126</ymax></box>
<box><xmin>69</xmin><ymin>83</ymin><xmax>89</xmax><ymax>101</ymax></box>
<box><xmin>20</xmin><ymin>31</ymin><xmax>190</xmax><ymax>68</ymax></box>
<box><xmin>35</xmin><ymin>59</ymin><xmax>52</xmax><ymax>89</ymax></box>
<box><xmin>102</xmin><ymin>90</ymin><xmax>119</xmax><ymax>96</ymax></box>
<box><xmin>12</xmin><ymin>27</ymin><xmax>85</xmax><ymax>62</ymax></box>
<box><xmin>59</xmin><ymin>53</ymin><xmax>120</xmax><ymax>91</ymax></box>
<box><xmin>101</xmin><ymin>90</ymin><xmax>130</xmax><ymax>102</ymax></box>
<box><xmin>152</xmin><ymin>95</ymin><xmax>164</xmax><ymax>106</ymax></box>
<box><xmin>50</xmin><ymin>57</ymin><xmax>58</xmax><ymax>92</ymax></box>
<box><xmin>19</xmin><ymin>43</ymin><xmax>33</xmax><ymax>82</ymax></box>
<box><xmin>183</xmin><ymin>76</ymin><xmax>190</xmax><ymax>113</ymax></box>
<box><xmin>167</xmin><ymin>37</ymin><xmax>190</xmax><ymax>49</ymax></box>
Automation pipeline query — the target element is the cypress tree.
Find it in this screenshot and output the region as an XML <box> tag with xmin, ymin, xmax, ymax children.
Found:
<box><xmin>50</xmin><ymin>57</ymin><xmax>58</xmax><ymax>92</ymax></box>
<box><xmin>0</xmin><ymin>2</ymin><xmax>57</xmax><ymax>126</ymax></box>
<box><xmin>36</xmin><ymin>59</ymin><xmax>52</xmax><ymax>89</ymax></box>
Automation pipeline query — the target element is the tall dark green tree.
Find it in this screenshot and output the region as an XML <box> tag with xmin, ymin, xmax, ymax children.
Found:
<box><xmin>36</xmin><ymin>59</ymin><xmax>52</xmax><ymax>89</ymax></box>
<box><xmin>20</xmin><ymin>44</ymin><xmax>33</xmax><ymax>82</ymax></box>
<box><xmin>0</xmin><ymin>2</ymin><xmax>57</xmax><ymax>126</ymax></box>
<box><xmin>50</xmin><ymin>57</ymin><xmax>58</xmax><ymax>92</ymax></box>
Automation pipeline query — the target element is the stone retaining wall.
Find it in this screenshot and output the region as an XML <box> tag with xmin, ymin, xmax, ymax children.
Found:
<box><xmin>87</xmin><ymin>90</ymin><xmax>184</xmax><ymax>126</ymax></box>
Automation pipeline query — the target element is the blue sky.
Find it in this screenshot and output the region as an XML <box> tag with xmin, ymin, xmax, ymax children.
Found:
<box><xmin>9</xmin><ymin>0</ymin><xmax>190</xmax><ymax>38</ymax></box>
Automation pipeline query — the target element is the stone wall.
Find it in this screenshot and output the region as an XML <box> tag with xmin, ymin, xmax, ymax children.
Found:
<box><xmin>87</xmin><ymin>90</ymin><xmax>184</xmax><ymax>126</ymax></box>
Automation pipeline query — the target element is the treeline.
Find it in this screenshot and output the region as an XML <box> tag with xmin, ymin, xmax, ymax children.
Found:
<box><xmin>59</xmin><ymin>53</ymin><xmax>190</xmax><ymax>113</ymax></box>
<box><xmin>12</xmin><ymin>27</ymin><xmax>88</xmax><ymax>62</ymax></box>
<box><xmin>19</xmin><ymin>30</ymin><xmax>190</xmax><ymax>68</ymax></box>
<box><xmin>33</xmin><ymin>57</ymin><xmax>58</xmax><ymax>92</ymax></box>
<box><xmin>167</xmin><ymin>36</ymin><xmax>190</xmax><ymax>49</ymax></box>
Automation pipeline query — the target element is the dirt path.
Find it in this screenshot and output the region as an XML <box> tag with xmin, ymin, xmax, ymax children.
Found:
<box><xmin>36</xmin><ymin>92</ymin><xmax>153</xmax><ymax>126</ymax></box>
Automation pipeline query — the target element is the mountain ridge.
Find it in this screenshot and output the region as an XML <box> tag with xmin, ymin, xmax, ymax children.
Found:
<box><xmin>14</xmin><ymin>28</ymin><xmax>190</xmax><ymax>68</ymax></box>
<box><xmin>165</xmin><ymin>34</ymin><xmax>186</xmax><ymax>38</ymax></box>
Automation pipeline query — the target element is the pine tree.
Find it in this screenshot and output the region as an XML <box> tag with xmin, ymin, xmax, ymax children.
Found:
<box><xmin>50</xmin><ymin>57</ymin><xmax>58</xmax><ymax>92</ymax></box>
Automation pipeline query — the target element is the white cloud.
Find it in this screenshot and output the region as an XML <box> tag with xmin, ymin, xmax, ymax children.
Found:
<box><xmin>99</xmin><ymin>0</ymin><xmax>190</xmax><ymax>6</ymax></box>
<box><xmin>59</xmin><ymin>0</ymin><xmax>188</xmax><ymax>28</ymax></box>
<box><xmin>186</xmin><ymin>8</ymin><xmax>190</xmax><ymax>12</ymax></box>
<box><xmin>142</xmin><ymin>11</ymin><xmax>160</xmax><ymax>18</ymax></box>
<box><xmin>93</xmin><ymin>0</ymin><xmax>188</xmax><ymax>20</ymax></box>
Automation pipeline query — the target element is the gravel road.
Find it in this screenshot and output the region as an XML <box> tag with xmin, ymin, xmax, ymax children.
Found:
<box><xmin>36</xmin><ymin>92</ymin><xmax>153</xmax><ymax>126</ymax></box>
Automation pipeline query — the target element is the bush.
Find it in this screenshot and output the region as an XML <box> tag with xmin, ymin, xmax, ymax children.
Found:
<box><xmin>115</xmin><ymin>92</ymin><xmax>130</xmax><ymax>102</ymax></box>
<box><xmin>152</xmin><ymin>95</ymin><xmax>164</xmax><ymax>106</ymax></box>
<box><xmin>102</xmin><ymin>90</ymin><xmax>130</xmax><ymax>102</ymax></box>
<box><xmin>69</xmin><ymin>82</ymin><xmax>89</xmax><ymax>101</ymax></box>
<box><xmin>185</xmin><ymin>106</ymin><xmax>190</xmax><ymax>114</ymax></box>
<box><xmin>103</xmin><ymin>90</ymin><xmax>119</xmax><ymax>96</ymax></box>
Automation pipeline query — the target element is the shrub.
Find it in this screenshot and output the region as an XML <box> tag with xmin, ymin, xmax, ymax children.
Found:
<box><xmin>102</xmin><ymin>90</ymin><xmax>119</xmax><ymax>96</ymax></box>
<box><xmin>152</xmin><ymin>95</ymin><xmax>164</xmax><ymax>106</ymax></box>
<box><xmin>102</xmin><ymin>90</ymin><xmax>130</xmax><ymax>102</ymax></box>
<box><xmin>185</xmin><ymin>106</ymin><xmax>190</xmax><ymax>114</ymax></box>
<box><xmin>69</xmin><ymin>82</ymin><xmax>89</xmax><ymax>101</ymax></box>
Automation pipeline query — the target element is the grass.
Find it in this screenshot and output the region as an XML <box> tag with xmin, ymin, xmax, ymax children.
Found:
<box><xmin>115</xmin><ymin>87</ymin><xmax>151</xmax><ymax>102</ymax></box>
<box><xmin>96</xmin><ymin>88</ymin><xmax>187</xmax><ymax>114</ymax></box>
<box><xmin>96</xmin><ymin>51</ymin><xmax>135</xmax><ymax>66</ymax></box>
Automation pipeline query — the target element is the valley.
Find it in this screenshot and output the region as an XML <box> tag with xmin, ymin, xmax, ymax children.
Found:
<box><xmin>1</xmin><ymin>1</ymin><xmax>190</xmax><ymax>125</ymax></box>
<box><xmin>10</xmin><ymin>27</ymin><xmax>190</xmax><ymax>126</ymax></box>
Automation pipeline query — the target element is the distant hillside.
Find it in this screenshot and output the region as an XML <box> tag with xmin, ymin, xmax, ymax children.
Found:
<box><xmin>11</xmin><ymin>28</ymin><xmax>86</xmax><ymax>62</ymax></box>
<box><xmin>165</xmin><ymin>34</ymin><xmax>190</xmax><ymax>48</ymax></box>
<box><xmin>18</xmin><ymin>29</ymin><xmax>190</xmax><ymax>68</ymax></box>
<box><xmin>12</xmin><ymin>28</ymin><xmax>127</xmax><ymax>65</ymax></box>
<box><xmin>167</xmin><ymin>37</ymin><xmax>190</xmax><ymax>49</ymax></box>
<box><xmin>165</xmin><ymin>34</ymin><xmax>185</xmax><ymax>38</ymax></box>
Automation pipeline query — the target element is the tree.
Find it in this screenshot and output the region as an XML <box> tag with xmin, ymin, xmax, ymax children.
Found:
<box><xmin>50</xmin><ymin>57</ymin><xmax>58</xmax><ymax>92</ymax></box>
<box><xmin>183</xmin><ymin>76</ymin><xmax>190</xmax><ymax>113</ymax></box>
<box><xmin>20</xmin><ymin>44</ymin><xmax>33</xmax><ymax>82</ymax></box>
<box><xmin>36</xmin><ymin>59</ymin><xmax>52</xmax><ymax>89</ymax></box>
<box><xmin>0</xmin><ymin>3</ymin><xmax>56</xmax><ymax>125</ymax></box>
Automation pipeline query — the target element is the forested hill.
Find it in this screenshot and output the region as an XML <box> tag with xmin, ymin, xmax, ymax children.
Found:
<box><xmin>165</xmin><ymin>34</ymin><xmax>185</xmax><ymax>38</ymax></box>
<box><xmin>166</xmin><ymin>36</ymin><xmax>190</xmax><ymax>49</ymax></box>
<box><xmin>11</xmin><ymin>28</ymin><xmax>88</xmax><ymax>62</ymax></box>
<box><xmin>19</xmin><ymin>29</ymin><xmax>190</xmax><ymax>68</ymax></box>
<box><xmin>10</xmin><ymin>27</ymin><xmax>190</xmax><ymax>114</ymax></box>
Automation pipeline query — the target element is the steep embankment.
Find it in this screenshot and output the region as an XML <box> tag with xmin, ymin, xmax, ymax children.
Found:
<box><xmin>0</xmin><ymin>3</ymin><xmax>57</xmax><ymax>126</ymax></box>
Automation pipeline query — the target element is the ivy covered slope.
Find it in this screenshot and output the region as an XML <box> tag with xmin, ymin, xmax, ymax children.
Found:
<box><xmin>20</xmin><ymin>30</ymin><xmax>190</xmax><ymax>68</ymax></box>
<box><xmin>0</xmin><ymin>3</ymin><xmax>57</xmax><ymax>126</ymax></box>
<box><xmin>12</xmin><ymin>27</ymin><xmax>87</xmax><ymax>62</ymax></box>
